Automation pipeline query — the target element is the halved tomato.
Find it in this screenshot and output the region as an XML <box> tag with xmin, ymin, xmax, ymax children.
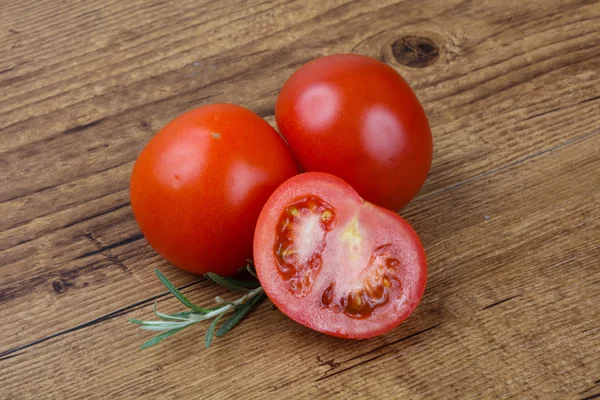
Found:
<box><xmin>253</xmin><ymin>172</ymin><xmax>427</xmax><ymax>338</ymax></box>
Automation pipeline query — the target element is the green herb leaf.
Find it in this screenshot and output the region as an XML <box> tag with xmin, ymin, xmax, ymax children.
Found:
<box><xmin>154</xmin><ymin>269</ymin><xmax>213</xmax><ymax>313</ymax></box>
<box><xmin>132</xmin><ymin>267</ymin><xmax>263</xmax><ymax>350</ymax></box>
<box><xmin>140</xmin><ymin>327</ymin><xmax>187</xmax><ymax>350</ymax></box>
<box><xmin>169</xmin><ymin>310</ymin><xmax>196</xmax><ymax>318</ymax></box>
<box><xmin>204</xmin><ymin>313</ymin><xmax>224</xmax><ymax>349</ymax></box>
<box><xmin>216</xmin><ymin>291</ymin><xmax>265</xmax><ymax>337</ymax></box>
<box><xmin>153</xmin><ymin>302</ymin><xmax>190</xmax><ymax>321</ymax></box>
<box><xmin>138</xmin><ymin>320</ymin><xmax>195</xmax><ymax>331</ymax></box>
<box><xmin>205</xmin><ymin>272</ymin><xmax>260</xmax><ymax>291</ymax></box>
<box><xmin>246</xmin><ymin>264</ymin><xmax>258</xmax><ymax>278</ymax></box>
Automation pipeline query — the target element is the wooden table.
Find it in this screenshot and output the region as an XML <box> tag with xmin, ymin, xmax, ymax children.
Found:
<box><xmin>2</xmin><ymin>0</ymin><xmax>599</xmax><ymax>398</ymax></box>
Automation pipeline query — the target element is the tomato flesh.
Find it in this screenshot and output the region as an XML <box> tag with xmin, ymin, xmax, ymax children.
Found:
<box><xmin>254</xmin><ymin>172</ymin><xmax>427</xmax><ymax>338</ymax></box>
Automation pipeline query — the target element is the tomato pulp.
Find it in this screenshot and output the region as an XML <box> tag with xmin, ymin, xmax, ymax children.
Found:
<box><xmin>130</xmin><ymin>104</ymin><xmax>299</xmax><ymax>276</ymax></box>
<box><xmin>254</xmin><ymin>172</ymin><xmax>427</xmax><ymax>338</ymax></box>
<box><xmin>275</xmin><ymin>54</ymin><xmax>433</xmax><ymax>211</ymax></box>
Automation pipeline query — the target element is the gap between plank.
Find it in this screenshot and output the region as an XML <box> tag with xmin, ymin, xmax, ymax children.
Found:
<box><xmin>314</xmin><ymin>324</ymin><xmax>440</xmax><ymax>382</ymax></box>
<box><xmin>0</xmin><ymin>279</ymin><xmax>204</xmax><ymax>360</ymax></box>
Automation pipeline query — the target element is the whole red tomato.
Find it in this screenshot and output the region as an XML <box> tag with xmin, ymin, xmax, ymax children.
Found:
<box><xmin>275</xmin><ymin>54</ymin><xmax>433</xmax><ymax>211</ymax></box>
<box><xmin>130</xmin><ymin>104</ymin><xmax>299</xmax><ymax>276</ymax></box>
<box><xmin>254</xmin><ymin>172</ymin><xmax>427</xmax><ymax>338</ymax></box>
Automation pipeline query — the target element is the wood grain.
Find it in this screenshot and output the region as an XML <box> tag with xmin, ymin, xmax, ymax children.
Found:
<box><xmin>1</xmin><ymin>0</ymin><xmax>599</xmax><ymax>398</ymax></box>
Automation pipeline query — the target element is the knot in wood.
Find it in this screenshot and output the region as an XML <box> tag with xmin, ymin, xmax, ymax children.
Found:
<box><xmin>52</xmin><ymin>279</ymin><xmax>66</xmax><ymax>294</ymax></box>
<box><xmin>391</xmin><ymin>36</ymin><xmax>440</xmax><ymax>68</ymax></box>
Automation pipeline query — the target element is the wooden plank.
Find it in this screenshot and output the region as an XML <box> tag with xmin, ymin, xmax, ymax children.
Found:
<box><xmin>1</xmin><ymin>0</ymin><xmax>599</xmax><ymax>355</ymax></box>
<box><xmin>1</xmin><ymin>0</ymin><xmax>600</xmax><ymax>397</ymax></box>
<box><xmin>1</xmin><ymin>104</ymin><xmax>598</xmax><ymax>399</ymax></box>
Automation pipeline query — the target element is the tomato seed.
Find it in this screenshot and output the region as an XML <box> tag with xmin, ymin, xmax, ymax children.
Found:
<box><xmin>321</xmin><ymin>282</ymin><xmax>335</xmax><ymax>306</ymax></box>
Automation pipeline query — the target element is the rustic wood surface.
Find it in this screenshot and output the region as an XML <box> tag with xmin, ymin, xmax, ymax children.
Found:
<box><xmin>1</xmin><ymin>0</ymin><xmax>599</xmax><ymax>398</ymax></box>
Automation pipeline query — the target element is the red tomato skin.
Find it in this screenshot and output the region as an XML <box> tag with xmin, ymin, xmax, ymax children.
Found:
<box><xmin>254</xmin><ymin>172</ymin><xmax>427</xmax><ymax>339</ymax></box>
<box><xmin>130</xmin><ymin>104</ymin><xmax>299</xmax><ymax>276</ymax></box>
<box><xmin>275</xmin><ymin>54</ymin><xmax>433</xmax><ymax>211</ymax></box>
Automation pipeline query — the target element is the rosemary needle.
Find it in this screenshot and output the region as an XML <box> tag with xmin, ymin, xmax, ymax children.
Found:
<box><xmin>130</xmin><ymin>267</ymin><xmax>264</xmax><ymax>349</ymax></box>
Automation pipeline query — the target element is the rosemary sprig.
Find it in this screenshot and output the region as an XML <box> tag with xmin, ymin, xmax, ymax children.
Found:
<box><xmin>130</xmin><ymin>268</ymin><xmax>264</xmax><ymax>349</ymax></box>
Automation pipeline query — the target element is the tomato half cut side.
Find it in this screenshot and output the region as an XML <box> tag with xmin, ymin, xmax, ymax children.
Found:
<box><xmin>254</xmin><ymin>172</ymin><xmax>427</xmax><ymax>339</ymax></box>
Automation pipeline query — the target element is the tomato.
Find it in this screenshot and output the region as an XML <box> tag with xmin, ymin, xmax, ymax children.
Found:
<box><xmin>275</xmin><ymin>54</ymin><xmax>433</xmax><ymax>211</ymax></box>
<box><xmin>253</xmin><ymin>172</ymin><xmax>427</xmax><ymax>338</ymax></box>
<box><xmin>130</xmin><ymin>104</ymin><xmax>299</xmax><ymax>276</ymax></box>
